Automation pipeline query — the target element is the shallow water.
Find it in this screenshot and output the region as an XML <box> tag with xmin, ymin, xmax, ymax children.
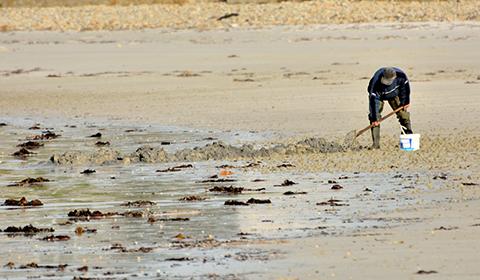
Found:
<box><xmin>0</xmin><ymin>117</ymin><xmax>465</xmax><ymax>279</ymax></box>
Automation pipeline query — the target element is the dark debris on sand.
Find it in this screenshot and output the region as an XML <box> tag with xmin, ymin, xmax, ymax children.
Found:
<box><xmin>105</xmin><ymin>243</ymin><xmax>155</xmax><ymax>253</ymax></box>
<box><xmin>274</xmin><ymin>179</ymin><xmax>297</xmax><ymax>187</ymax></box>
<box><xmin>3</xmin><ymin>197</ymin><xmax>43</xmax><ymax>207</ymax></box>
<box><xmin>225</xmin><ymin>198</ymin><xmax>271</xmax><ymax>206</ymax></box>
<box><xmin>246</xmin><ymin>198</ymin><xmax>271</xmax><ymax>204</ymax></box>
<box><xmin>8</xmin><ymin>177</ymin><xmax>50</xmax><ymax>187</ymax></box>
<box><xmin>217</xmin><ymin>162</ymin><xmax>261</xmax><ymax>169</ymax></box>
<box><xmin>209</xmin><ymin>186</ymin><xmax>265</xmax><ymax>194</ymax></box>
<box><xmin>156</xmin><ymin>164</ymin><xmax>193</xmax><ymax>173</ymax></box>
<box><xmin>434</xmin><ymin>226</ymin><xmax>459</xmax><ymax>231</ymax></box>
<box><xmin>416</xmin><ymin>270</ymin><xmax>438</xmax><ymax>275</ymax></box>
<box><xmin>121</xmin><ymin>200</ymin><xmax>156</xmax><ymax>207</ymax></box>
<box><xmin>198</xmin><ymin>178</ymin><xmax>237</xmax><ymax>183</ymax></box>
<box><xmin>209</xmin><ymin>186</ymin><xmax>244</xmax><ymax>194</ymax></box>
<box><xmin>67</xmin><ymin>209</ymin><xmax>119</xmax><ymax>219</ymax></box>
<box><xmin>217</xmin><ymin>12</ymin><xmax>239</xmax><ymax>21</ymax></box>
<box><xmin>40</xmin><ymin>235</ymin><xmax>70</xmax><ymax>242</ymax></box>
<box><xmin>123</xmin><ymin>211</ymin><xmax>144</xmax><ymax>218</ymax></box>
<box><xmin>462</xmin><ymin>182</ymin><xmax>478</xmax><ymax>186</ymax></box>
<box><xmin>2</xmin><ymin>224</ymin><xmax>54</xmax><ymax>235</ymax></box>
<box><xmin>75</xmin><ymin>226</ymin><xmax>97</xmax><ymax>235</ymax></box>
<box><xmin>224</xmin><ymin>200</ymin><xmax>249</xmax><ymax>206</ymax></box>
<box><xmin>88</xmin><ymin>132</ymin><xmax>102</xmax><ymax>138</ymax></box>
<box><xmin>17</xmin><ymin>141</ymin><xmax>44</xmax><ymax>149</ymax></box>
<box><xmin>5</xmin><ymin>262</ymin><xmax>68</xmax><ymax>271</ymax></box>
<box><xmin>165</xmin><ymin>257</ymin><xmax>193</xmax><ymax>261</ymax></box>
<box><xmin>433</xmin><ymin>174</ymin><xmax>448</xmax><ymax>180</ymax></box>
<box><xmin>68</xmin><ymin>209</ymin><xmax>145</xmax><ymax>220</ymax></box>
<box><xmin>27</xmin><ymin>131</ymin><xmax>60</xmax><ymax>140</ymax></box>
<box><xmin>317</xmin><ymin>199</ymin><xmax>349</xmax><ymax>207</ymax></box>
<box><xmin>252</xmin><ymin>179</ymin><xmax>266</xmax><ymax>182</ymax></box>
<box><xmin>179</xmin><ymin>195</ymin><xmax>206</xmax><ymax>201</ymax></box>
<box><xmin>95</xmin><ymin>141</ymin><xmax>110</xmax><ymax>147</ymax></box>
<box><xmin>29</xmin><ymin>124</ymin><xmax>41</xmax><ymax>130</ymax></box>
<box><xmin>12</xmin><ymin>148</ymin><xmax>35</xmax><ymax>158</ymax></box>
<box><xmin>283</xmin><ymin>191</ymin><xmax>307</xmax><ymax>195</ymax></box>
<box><xmin>276</xmin><ymin>163</ymin><xmax>295</xmax><ymax>168</ymax></box>
<box><xmin>157</xmin><ymin>217</ymin><xmax>190</xmax><ymax>222</ymax></box>
<box><xmin>331</xmin><ymin>184</ymin><xmax>344</xmax><ymax>190</ymax></box>
<box><xmin>80</xmin><ymin>169</ymin><xmax>96</xmax><ymax>174</ymax></box>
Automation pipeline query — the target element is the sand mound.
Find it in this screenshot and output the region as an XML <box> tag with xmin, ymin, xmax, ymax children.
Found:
<box><xmin>50</xmin><ymin>137</ymin><xmax>344</xmax><ymax>165</ymax></box>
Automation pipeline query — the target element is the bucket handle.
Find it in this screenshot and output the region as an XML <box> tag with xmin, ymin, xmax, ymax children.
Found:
<box><xmin>400</xmin><ymin>125</ymin><xmax>408</xmax><ymax>135</ymax></box>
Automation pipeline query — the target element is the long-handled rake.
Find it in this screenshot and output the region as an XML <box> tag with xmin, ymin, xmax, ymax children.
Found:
<box><xmin>344</xmin><ymin>105</ymin><xmax>406</xmax><ymax>148</ymax></box>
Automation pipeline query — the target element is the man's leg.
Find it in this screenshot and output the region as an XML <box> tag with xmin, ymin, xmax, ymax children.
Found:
<box><xmin>388</xmin><ymin>97</ymin><xmax>413</xmax><ymax>134</ymax></box>
<box><xmin>370</xmin><ymin>101</ymin><xmax>383</xmax><ymax>149</ymax></box>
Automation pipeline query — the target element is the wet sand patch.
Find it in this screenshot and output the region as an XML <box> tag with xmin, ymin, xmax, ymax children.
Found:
<box><xmin>0</xmin><ymin>119</ymin><xmax>478</xmax><ymax>279</ymax></box>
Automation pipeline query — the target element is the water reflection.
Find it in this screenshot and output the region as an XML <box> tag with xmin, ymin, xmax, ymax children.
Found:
<box><xmin>0</xmin><ymin>116</ymin><xmax>456</xmax><ymax>279</ymax></box>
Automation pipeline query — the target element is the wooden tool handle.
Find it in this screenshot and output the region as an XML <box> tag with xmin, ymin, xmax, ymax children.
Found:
<box><xmin>355</xmin><ymin>105</ymin><xmax>406</xmax><ymax>137</ymax></box>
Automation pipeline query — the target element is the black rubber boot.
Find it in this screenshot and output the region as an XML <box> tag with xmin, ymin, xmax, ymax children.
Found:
<box><xmin>370</xmin><ymin>125</ymin><xmax>380</xmax><ymax>149</ymax></box>
<box><xmin>401</xmin><ymin>121</ymin><xmax>413</xmax><ymax>134</ymax></box>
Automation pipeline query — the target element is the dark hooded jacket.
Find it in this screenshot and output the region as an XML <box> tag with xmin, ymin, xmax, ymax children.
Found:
<box><xmin>367</xmin><ymin>67</ymin><xmax>410</xmax><ymax>121</ymax></box>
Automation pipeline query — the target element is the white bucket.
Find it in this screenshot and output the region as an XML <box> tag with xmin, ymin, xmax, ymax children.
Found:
<box><xmin>399</xmin><ymin>134</ymin><xmax>420</xmax><ymax>151</ymax></box>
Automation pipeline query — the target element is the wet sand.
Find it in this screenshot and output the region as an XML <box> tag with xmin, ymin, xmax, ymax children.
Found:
<box><xmin>0</xmin><ymin>118</ymin><xmax>478</xmax><ymax>279</ymax></box>
<box><xmin>1</xmin><ymin>22</ymin><xmax>480</xmax><ymax>279</ymax></box>
<box><xmin>1</xmin><ymin>22</ymin><xmax>480</xmax><ymax>137</ymax></box>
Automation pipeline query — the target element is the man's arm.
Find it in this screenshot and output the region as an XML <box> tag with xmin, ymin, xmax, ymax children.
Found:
<box><xmin>367</xmin><ymin>75</ymin><xmax>381</xmax><ymax>123</ymax></box>
<box><xmin>397</xmin><ymin>72</ymin><xmax>410</xmax><ymax>107</ymax></box>
<box><xmin>369</xmin><ymin>92</ymin><xmax>381</xmax><ymax>123</ymax></box>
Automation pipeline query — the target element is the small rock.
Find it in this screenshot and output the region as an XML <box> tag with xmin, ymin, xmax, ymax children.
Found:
<box><xmin>121</xmin><ymin>200</ymin><xmax>156</xmax><ymax>207</ymax></box>
<box><xmin>179</xmin><ymin>195</ymin><xmax>206</xmax><ymax>201</ymax></box>
<box><xmin>283</xmin><ymin>191</ymin><xmax>307</xmax><ymax>195</ymax></box>
<box><xmin>274</xmin><ymin>179</ymin><xmax>297</xmax><ymax>187</ymax></box>
<box><xmin>12</xmin><ymin>148</ymin><xmax>35</xmax><ymax>158</ymax></box>
<box><xmin>8</xmin><ymin>177</ymin><xmax>50</xmax><ymax>187</ymax></box>
<box><xmin>331</xmin><ymin>184</ymin><xmax>343</xmax><ymax>190</ymax></box>
<box><xmin>416</xmin><ymin>270</ymin><xmax>438</xmax><ymax>275</ymax></box>
<box><xmin>246</xmin><ymin>198</ymin><xmax>271</xmax><ymax>204</ymax></box>
<box><xmin>3</xmin><ymin>197</ymin><xmax>43</xmax><ymax>207</ymax></box>
<box><xmin>224</xmin><ymin>200</ymin><xmax>249</xmax><ymax>206</ymax></box>
<box><xmin>95</xmin><ymin>141</ymin><xmax>110</xmax><ymax>146</ymax></box>
<box><xmin>41</xmin><ymin>235</ymin><xmax>70</xmax><ymax>242</ymax></box>
<box><xmin>17</xmin><ymin>141</ymin><xmax>44</xmax><ymax>149</ymax></box>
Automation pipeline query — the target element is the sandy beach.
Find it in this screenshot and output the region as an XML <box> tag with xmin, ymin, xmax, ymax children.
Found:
<box><xmin>1</xmin><ymin>1</ymin><xmax>480</xmax><ymax>31</ymax></box>
<box><xmin>1</xmin><ymin>2</ymin><xmax>480</xmax><ymax>279</ymax></box>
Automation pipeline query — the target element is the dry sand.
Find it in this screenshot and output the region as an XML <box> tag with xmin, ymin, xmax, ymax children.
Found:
<box><xmin>0</xmin><ymin>22</ymin><xmax>479</xmax><ymax>137</ymax></box>
<box><xmin>0</xmin><ymin>16</ymin><xmax>480</xmax><ymax>279</ymax></box>
<box><xmin>0</xmin><ymin>1</ymin><xmax>479</xmax><ymax>31</ymax></box>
